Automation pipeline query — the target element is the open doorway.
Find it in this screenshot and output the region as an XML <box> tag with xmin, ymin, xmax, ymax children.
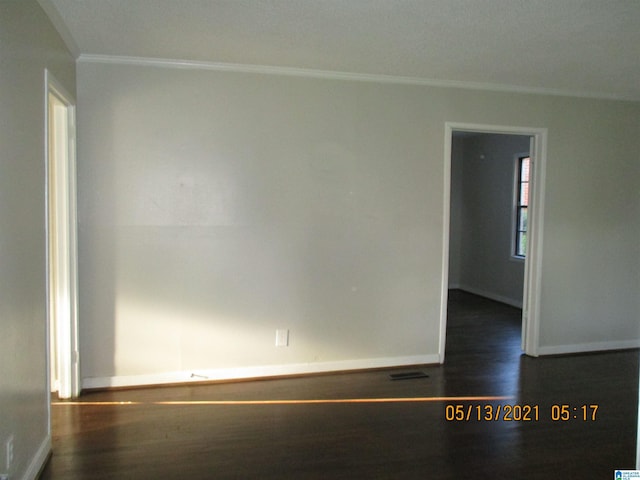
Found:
<box><xmin>449</xmin><ymin>132</ymin><xmax>529</xmax><ymax>307</ymax></box>
<box><xmin>439</xmin><ymin>123</ymin><xmax>547</xmax><ymax>362</ymax></box>
<box><xmin>46</xmin><ymin>70</ymin><xmax>80</xmax><ymax>399</ymax></box>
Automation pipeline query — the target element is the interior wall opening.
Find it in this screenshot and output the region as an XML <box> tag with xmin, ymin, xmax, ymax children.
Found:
<box><xmin>46</xmin><ymin>70</ymin><xmax>79</xmax><ymax>400</ymax></box>
<box><xmin>440</xmin><ymin>123</ymin><xmax>547</xmax><ymax>362</ymax></box>
<box><xmin>446</xmin><ymin>131</ymin><xmax>530</xmax><ymax>359</ymax></box>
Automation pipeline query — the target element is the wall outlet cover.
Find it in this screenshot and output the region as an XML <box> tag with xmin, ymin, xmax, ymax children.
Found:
<box><xmin>275</xmin><ymin>329</ymin><xmax>289</xmax><ymax>347</ymax></box>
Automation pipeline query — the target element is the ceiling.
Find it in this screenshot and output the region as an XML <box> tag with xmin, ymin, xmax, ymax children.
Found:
<box><xmin>42</xmin><ymin>0</ymin><xmax>640</xmax><ymax>100</ymax></box>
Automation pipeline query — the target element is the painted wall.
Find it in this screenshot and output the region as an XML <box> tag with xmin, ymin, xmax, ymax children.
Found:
<box><xmin>448</xmin><ymin>137</ymin><xmax>464</xmax><ymax>288</ymax></box>
<box><xmin>0</xmin><ymin>1</ymin><xmax>76</xmax><ymax>478</ymax></box>
<box><xmin>76</xmin><ymin>59</ymin><xmax>640</xmax><ymax>387</ymax></box>
<box><xmin>76</xmin><ymin>64</ymin><xmax>442</xmax><ymax>387</ymax></box>
<box><xmin>449</xmin><ymin>133</ymin><xmax>530</xmax><ymax>307</ymax></box>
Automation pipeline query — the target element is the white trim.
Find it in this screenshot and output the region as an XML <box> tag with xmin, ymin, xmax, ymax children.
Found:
<box><xmin>442</xmin><ymin>123</ymin><xmax>547</xmax><ymax>360</ymax></box>
<box><xmin>455</xmin><ymin>285</ymin><xmax>523</xmax><ymax>309</ymax></box>
<box><xmin>37</xmin><ymin>0</ymin><xmax>80</xmax><ymax>57</ymax></box>
<box><xmin>538</xmin><ymin>340</ymin><xmax>640</xmax><ymax>356</ymax></box>
<box><xmin>77</xmin><ymin>54</ymin><xmax>639</xmax><ymax>102</ymax></box>
<box><xmin>522</xmin><ymin>132</ymin><xmax>547</xmax><ymax>357</ymax></box>
<box><xmin>45</xmin><ymin>69</ymin><xmax>80</xmax><ymax>401</ymax></box>
<box><xmin>439</xmin><ymin>134</ymin><xmax>452</xmax><ymax>364</ymax></box>
<box><xmin>23</xmin><ymin>435</ymin><xmax>51</xmax><ymax>480</ymax></box>
<box><xmin>81</xmin><ymin>355</ymin><xmax>439</xmax><ymax>390</ymax></box>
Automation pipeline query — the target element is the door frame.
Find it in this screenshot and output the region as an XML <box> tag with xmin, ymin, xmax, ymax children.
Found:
<box><xmin>439</xmin><ymin>122</ymin><xmax>547</xmax><ymax>361</ymax></box>
<box><xmin>45</xmin><ymin>69</ymin><xmax>80</xmax><ymax>400</ymax></box>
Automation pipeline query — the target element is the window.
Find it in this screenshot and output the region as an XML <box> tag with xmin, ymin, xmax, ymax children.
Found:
<box><xmin>514</xmin><ymin>156</ymin><xmax>530</xmax><ymax>257</ymax></box>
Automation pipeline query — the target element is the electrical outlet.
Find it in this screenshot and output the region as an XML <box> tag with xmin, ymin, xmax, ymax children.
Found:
<box><xmin>5</xmin><ymin>436</ymin><xmax>13</xmax><ymax>471</ymax></box>
<box><xmin>275</xmin><ymin>329</ymin><xmax>289</xmax><ymax>347</ymax></box>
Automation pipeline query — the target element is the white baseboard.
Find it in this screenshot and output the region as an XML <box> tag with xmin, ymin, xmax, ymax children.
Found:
<box><xmin>454</xmin><ymin>285</ymin><xmax>523</xmax><ymax>309</ymax></box>
<box><xmin>82</xmin><ymin>354</ymin><xmax>439</xmax><ymax>390</ymax></box>
<box><xmin>23</xmin><ymin>435</ymin><xmax>51</xmax><ymax>480</ymax></box>
<box><xmin>538</xmin><ymin>339</ymin><xmax>640</xmax><ymax>356</ymax></box>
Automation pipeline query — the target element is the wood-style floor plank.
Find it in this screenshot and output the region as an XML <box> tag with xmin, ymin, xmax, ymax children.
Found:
<box><xmin>40</xmin><ymin>290</ymin><xmax>639</xmax><ymax>479</ymax></box>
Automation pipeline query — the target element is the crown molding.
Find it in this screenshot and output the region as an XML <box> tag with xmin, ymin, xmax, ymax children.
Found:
<box><xmin>38</xmin><ymin>0</ymin><xmax>80</xmax><ymax>58</ymax></box>
<box><xmin>78</xmin><ymin>54</ymin><xmax>639</xmax><ymax>102</ymax></box>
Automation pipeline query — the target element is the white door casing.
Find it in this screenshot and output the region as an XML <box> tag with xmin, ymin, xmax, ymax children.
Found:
<box><xmin>440</xmin><ymin>122</ymin><xmax>547</xmax><ymax>362</ymax></box>
<box><xmin>45</xmin><ymin>69</ymin><xmax>80</xmax><ymax>400</ymax></box>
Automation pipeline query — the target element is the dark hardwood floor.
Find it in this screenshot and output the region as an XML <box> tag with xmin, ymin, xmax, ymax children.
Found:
<box><xmin>41</xmin><ymin>290</ymin><xmax>639</xmax><ymax>479</ymax></box>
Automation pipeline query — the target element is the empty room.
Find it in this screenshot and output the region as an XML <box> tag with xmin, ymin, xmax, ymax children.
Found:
<box><xmin>1</xmin><ymin>1</ymin><xmax>639</xmax><ymax>479</ymax></box>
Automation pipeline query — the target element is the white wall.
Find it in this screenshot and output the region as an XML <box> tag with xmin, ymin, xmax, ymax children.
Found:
<box><xmin>0</xmin><ymin>1</ymin><xmax>76</xmax><ymax>478</ymax></box>
<box><xmin>76</xmin><ymin>59</ymin><xmax>640</xmax><ymax>387</ymax></box>
<box><xmin>448</xmin><ymin>137</ymin><xmax>464</xmax><ymax>287</ymax></box>
<box><xmin>77</xmin><ymin>64</ymin><xmax>444</xmax><ymax>386</ymax></box>
<box><xmin>449</xmin><ymin>133</ymin><xmax>530</xmax><ymax>307</ymax></box>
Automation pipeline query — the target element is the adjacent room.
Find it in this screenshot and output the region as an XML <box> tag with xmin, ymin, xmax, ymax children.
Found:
<box><xmin>1</xmin><ymin>1</ymin><xmax>639</xmax><ymax>478</ymax></box>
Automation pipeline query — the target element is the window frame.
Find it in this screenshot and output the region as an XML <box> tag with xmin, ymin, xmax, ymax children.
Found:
<box><xmin>512</xmin><ymin>153</ymin><xmax>530</xmax><ymax>260</ymax></box>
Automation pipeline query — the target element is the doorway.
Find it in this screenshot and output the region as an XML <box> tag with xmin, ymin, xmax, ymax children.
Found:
<box><xmin>439</xmin><ymin>123</ymin><xmax>547</xmax><ymax>361</ymax></box>
<box><xmin>46</xmin><ymin>70</ymin><xmax>80</xmax><ymax>399</ymax></box>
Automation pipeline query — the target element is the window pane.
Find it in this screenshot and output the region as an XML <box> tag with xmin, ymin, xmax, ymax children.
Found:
<box><xmin>520</xmin><ymin>181</ymin><xmax>529</xmax><ymax>206</ymax></box>
<box><xmin>520</xmin><ymin>157</ymin><xmax>530</xmax><ymax>182</ymax></box>
<box><xmin>519</xmin><ymin>208</ymin><xmax>528</xmax><ymax>230</ymax></box>
<box><xmin>517</xmin><ymin>232</ymin><xmax>527</xmax><ymax>256</ymax></box>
